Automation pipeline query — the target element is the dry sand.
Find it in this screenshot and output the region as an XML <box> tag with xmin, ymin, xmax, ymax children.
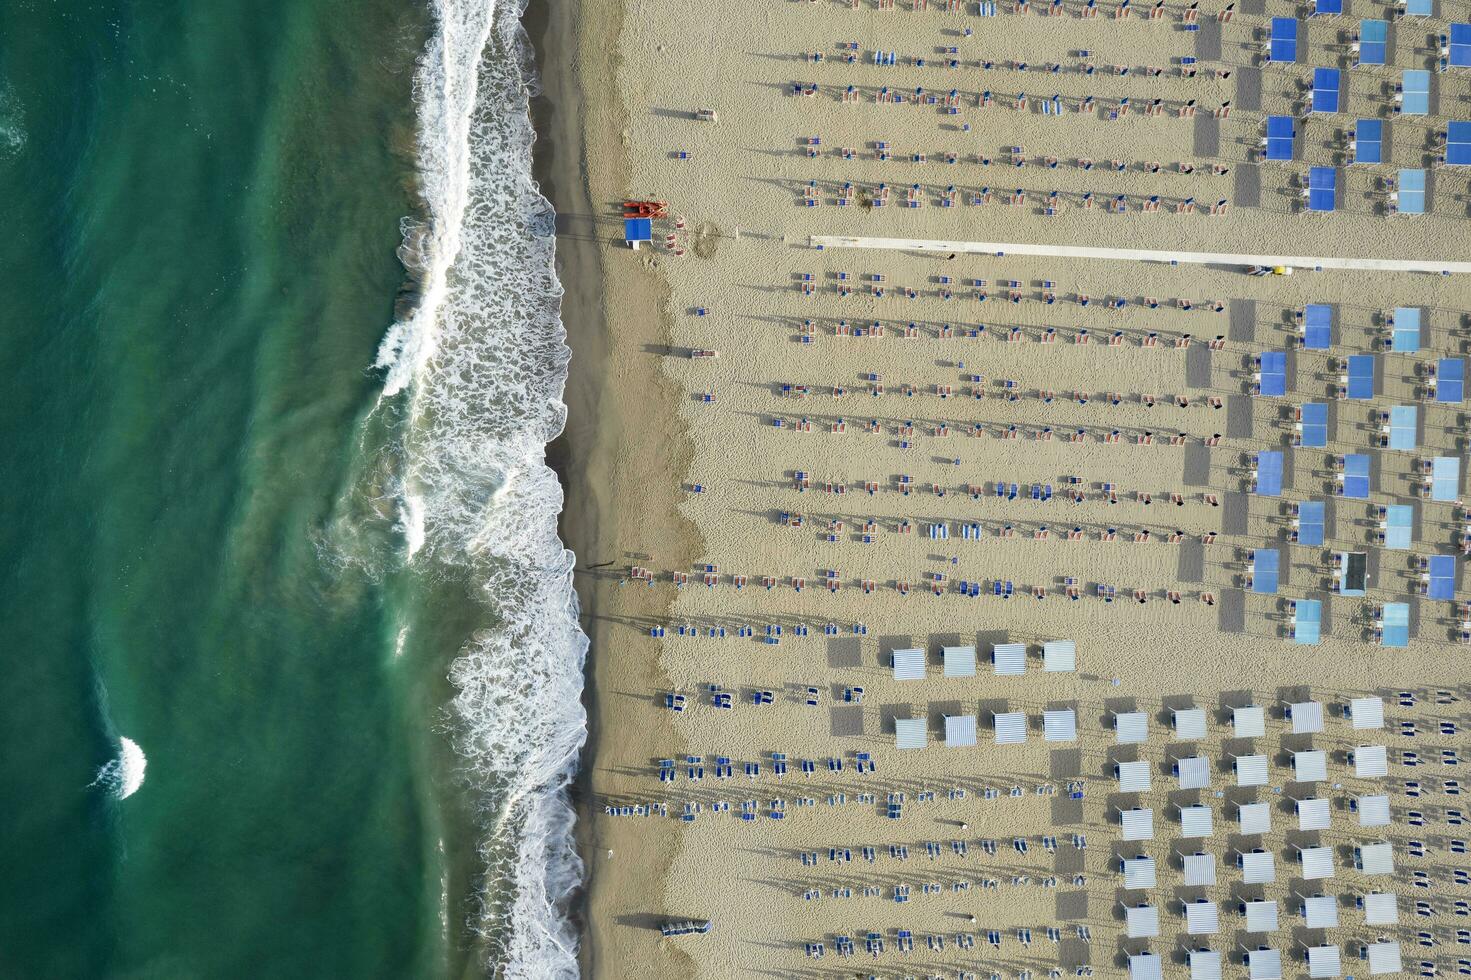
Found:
<box><xmin>539</xmin><ymin>0</ymin><xmax>1471</xmax><ymax>975</ymax></box>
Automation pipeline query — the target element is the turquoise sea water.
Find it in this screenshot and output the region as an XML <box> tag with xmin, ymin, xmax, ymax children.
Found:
<box><xmin>0</xmin><ymin>1</ymin><xmax>511</xmax><ymax>975</ymax></box>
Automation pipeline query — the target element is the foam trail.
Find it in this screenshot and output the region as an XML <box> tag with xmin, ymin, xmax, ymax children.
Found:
<box><xmin>0</xmin><ymin>80</ymin><xmax>25</xmax><ymax>156</ymax></box>
<box><xmin>378</xmin><ymin>0</ymin><xmax>587</xmax><ymax>975</ymax></box>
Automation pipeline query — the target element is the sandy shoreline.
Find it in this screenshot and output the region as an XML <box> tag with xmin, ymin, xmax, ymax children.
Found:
<box><xmin>526</xmin><ymin>0</ymin><xmax>700</xmax><ymax>974</ymax></box>
<box><xmin>532</xmin><ymin>0</ymin><xmax>1471</xmax><ymax>975</ymax></box>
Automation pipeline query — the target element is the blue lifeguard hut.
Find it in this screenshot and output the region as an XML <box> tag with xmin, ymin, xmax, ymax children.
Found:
<box><xmin>624</xmin><ymin>217</ymin><xmax>653</xmax><ymax>249</ymax></box>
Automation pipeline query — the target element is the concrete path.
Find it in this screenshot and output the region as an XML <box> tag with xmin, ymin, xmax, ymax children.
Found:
<box><xmin>808</xmin><ymin>235</ymin><xmax>1471</xmax><ymax>274</ymax></box>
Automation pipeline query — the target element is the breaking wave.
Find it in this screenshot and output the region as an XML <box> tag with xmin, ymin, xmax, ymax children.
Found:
<box><xmin>93</xmin><ymin>736</ymin><xmax>147</xmax><ymax>801</ymax></box>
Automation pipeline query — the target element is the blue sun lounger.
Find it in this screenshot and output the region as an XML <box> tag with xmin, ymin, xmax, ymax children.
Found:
<box><xmin>1436</xmin><ymin>358</ymin><xmax>1465</xmax><ymax>402</ymax></box>
<box><xmin>1315</xmin><ymin>0</ymin><xmax>1342</xmax><ymax>12</ymax></box>
<box><xmin>1392</xmin><ymin>308</ymin><xmax>1422</xmax><ymax>351</ymax></box>
<box><xmin>1346</xmin><ymin>355</ymin><xmax>1375</xmax><ymax>398</ymax></box>
<box><xmin>1405</xmin><ymin>0</ymin><xmax>1432</xmax><ymax>15</ymax></box>
<box><xmin>1296</xmin><ymin>500</ymin><xmax>1326</xmax><ymax>546</ymax></box>
<box><xmin>1451</xmin><ymin>24</ymin><xmax>1471</xmax><ymax>66</ymax></box>
<box><xmin>1341</xmin><ymin>454</ymin><xmax>1371</xmax><ymax>498</ymax></box>
<box><xmin>1299</xmin><ymin>402</ymin><xmax>1329</xmax><ymax>447</ymax></box>
<box><xmin>1388</xmin><ymin>405</ymin><xmax>1418</xmax><ymax>450</ymax></box>
<box><xmin>1384</xmin><ymin>504</ymin><xmax>1414</xmax><ymax>548</ymax></box>
<box><xmin>1302</xmin><ymin>304</ymin><xmax>1332</xmax><ymax>348</ymax></box>
<box><xmin>1250</xmin><ymin>549</ymin><xmax>1281</xmax><ymax>594</ymax></box>
<box><xmin>1313</xmin><ymin>68</ymin><xmax>1342</xmax><ymax>112</ymax></box>
<box><xmin>1396</xmin><ymin>169</ymin><xmax>1426</xmax><ymax>213</ymax></box>
<box><xmin>1355</xmin><ymin>119</ymin><xmax>1384</xmax><ymax>163</ymax></box>
<box><xmin>1449</xmin><ymin>122</ymin><xmax>1471</xmax><ymax>164</ymax></box>
<box><xmin>1293</xmin><ymin>599</ymin><xmax>1322</xmax><ymax>644</ymax></box>
<box><xmin>1427</xmin><ymin>555</ymin><xmax>1457</xmax><ymax>600</ymax></box>
<box><xmin>1270</xmin><ymin>18</ymin><xmax>1299</xmax><ymax>62</ymax></box>
<box><xmin>1380</xmin><ymin>603</ymin><xmax>1410</xmax><ymax>648</ymax></box>
<box><xmin>1400</xmin><ymin>70</ymin><xmax>1431</xmax><ymax>115</ymax></box>
<box><xmin>1308</xmin><ymin>166</ymin><xmax>1337</xmax><ymax>211</ymax></box>
<box><xmin>1359</xmin><ymin>19</ymin><xmax>1388</xmax><ymax>64</ymax></box>
<box><xmin>1431</xmin><ymin>457</ymin><xmax>1461</xmax><ymax>501</ymax></box>
<box><xmin>1266</xmin><ymin>115</ymin><xmax>1295</xmax><ymax>160</ymax></box>
<box><xmin>1257</xmin><ymin>351</ymin><xmax>1288</xmax><ymax>396</ymax></box>
<box><xmin>1255</xmin><ymin>451</ymin><xmax>1283</xmax><ymax>496</ymax></box>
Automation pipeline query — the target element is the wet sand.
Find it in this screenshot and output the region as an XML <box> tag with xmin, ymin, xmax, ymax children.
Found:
<box><xmin>527</xmin><ymin>0</ymin><xmax>703</xmax><ymax>974</ymax></box>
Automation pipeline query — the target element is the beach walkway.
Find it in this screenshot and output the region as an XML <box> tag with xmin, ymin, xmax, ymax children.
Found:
<box><xmin>809</xmin><ymin>235</ymin><xmax>1471</xmax><ymax>275</ymax></box>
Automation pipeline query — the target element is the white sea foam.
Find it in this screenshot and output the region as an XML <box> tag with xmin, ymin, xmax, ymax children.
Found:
<box><xmin>93</xmin><ymin>736</ymin><xmax>147</xmax><ymax>800</ymax></box>
<box><xmin>378</xmin><ymin>0</ymin><xmax>587</xmax><ymax>975</ymax></box>
<box><xmin>371</xmin><ymin>0</ymin><xmax>492</xmax><ymax>399</ymax></box>
<box><xmin>398</xmin><ymin>491</ymin><xmax>427</xmax><ymax>559</ymax></box>
<box><xmin>117</xmin><ymin>737</ymin><xmax>147</xmax><ymax>799</ymax></box>
<box><xmin>0</xmin><ymin>80</ymin><xmax>25</xmax><ymax>156</ymax></box>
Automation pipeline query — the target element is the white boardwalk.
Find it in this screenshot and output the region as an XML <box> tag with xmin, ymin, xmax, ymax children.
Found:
<box><xmin>808</xmin><ymin>235</ymin><xmax>1471</xmax><ymax>275</ymax></box>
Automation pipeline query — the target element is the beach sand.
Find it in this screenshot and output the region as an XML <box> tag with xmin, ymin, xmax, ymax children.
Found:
<box><xmin>537</xmin><ymin>0</ymin><xmax>1471</xmax><ymax>975</ymax></box>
